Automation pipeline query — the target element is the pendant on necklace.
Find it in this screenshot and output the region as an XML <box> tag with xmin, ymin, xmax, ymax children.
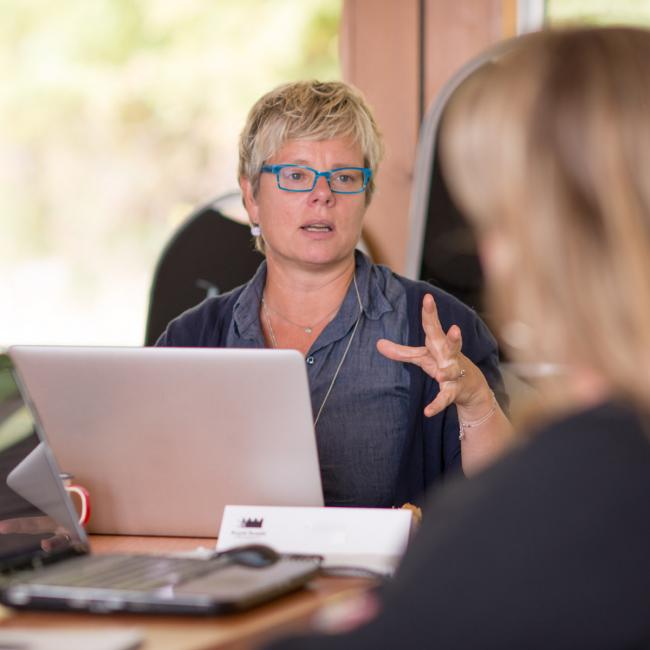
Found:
<box><xmin>304</xmin><ymin>327</ymin><xmax>312</xmax><ymax>334</ymax></box>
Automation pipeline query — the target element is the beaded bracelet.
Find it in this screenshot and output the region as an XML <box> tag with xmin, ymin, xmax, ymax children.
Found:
<box><xmin>458</xmin><ymin>390</ymin><xmax>497</xmax><ymax>441</ymax></box>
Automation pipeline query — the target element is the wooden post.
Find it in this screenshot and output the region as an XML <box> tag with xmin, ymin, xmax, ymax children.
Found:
<box><xmin>340</xmin><ymin>0</ymin><xmax>517</xmax><ymax>272</ymax></box>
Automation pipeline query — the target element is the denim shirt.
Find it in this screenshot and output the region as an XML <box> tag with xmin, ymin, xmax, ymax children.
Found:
<box><xmin>157</xmin><ymin>251</ymin><xmax>506</xmax><ymax>507</ymax></box>
<box><xmin>226</xmin><ymin>252</ymin><xmax>411</xmax><ymax>506</ymax></box>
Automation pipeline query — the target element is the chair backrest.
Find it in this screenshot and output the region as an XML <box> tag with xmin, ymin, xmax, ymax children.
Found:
<box><xmin>404</xmin><ymin>35</ymin><xmax>554</xmax><ymax>397</ymax></box>
<box><xmin>404</xmin><ymin>37</ymin><xmax>520</xmax><ymax>319</ymax></box>
<box><xmin>144</xmin><ymin>202</ymin><xmax>262</xmax><ymax>345</ymax></box>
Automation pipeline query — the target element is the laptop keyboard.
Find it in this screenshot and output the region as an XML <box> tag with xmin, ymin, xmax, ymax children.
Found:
<box><xmin>20</xmin><ymin>555</ymin><xmax>225</xmax><ymax>592</ymax></box>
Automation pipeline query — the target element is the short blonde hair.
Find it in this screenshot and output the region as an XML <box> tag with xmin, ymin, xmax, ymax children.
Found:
<box><xmin>238</xmin><ymin>80</ymin><xmax>384</xmax><ymax>202</ymax></box>
<box><xmin>441</xmin><ymin>27</ymin><xmax>650</xmax><ymax>409</ymax></box>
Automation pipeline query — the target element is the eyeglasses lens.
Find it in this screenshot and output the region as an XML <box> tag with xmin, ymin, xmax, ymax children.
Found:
<box><xmin>277</xmin><ymin>167</ymin><xmax>365</xmax><ymax>193</ymax></box>
<box><xmin>278</xmin><ymin>167</ymin><xmax>314</xmax><ymax>191</ymax></box>
<box><xmin>330</xmin><ymin>169</ymin><xmax>364</xmax><ymax>192</ymax></box>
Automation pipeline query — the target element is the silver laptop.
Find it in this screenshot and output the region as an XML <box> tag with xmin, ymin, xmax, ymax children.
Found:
<box><xmin>8</xmin><ymin>346</ymin><xmax>324</xmax><ymax>537</ymax></box>
<box><xmin>0</xmin><ymin>352</ymin><xmax>321</xmax><ymax>615</ymax></box>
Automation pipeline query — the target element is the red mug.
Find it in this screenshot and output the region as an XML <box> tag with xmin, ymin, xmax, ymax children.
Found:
<box><xmin>60</xmin><ymin>473</ymin><xmax>91</xmax><ymax>526</ymax></box>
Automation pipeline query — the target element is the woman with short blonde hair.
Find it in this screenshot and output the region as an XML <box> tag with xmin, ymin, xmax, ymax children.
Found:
<box><xmin>158</xmin><ymin>79</ymin><xmax>512</xmax><ymax>507</ymax></box>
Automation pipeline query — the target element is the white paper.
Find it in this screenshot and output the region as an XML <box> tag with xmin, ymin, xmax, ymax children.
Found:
<box><xmin>216</xmin><ymin>505</ymin><xmax>412</xmax><ymax>576</ymax></box>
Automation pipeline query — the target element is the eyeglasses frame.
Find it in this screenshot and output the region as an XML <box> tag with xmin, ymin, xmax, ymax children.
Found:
<box><xmin>260</xmin><ymin>164</ymin><xmax>372</xmax><ymax>194</ymax></box>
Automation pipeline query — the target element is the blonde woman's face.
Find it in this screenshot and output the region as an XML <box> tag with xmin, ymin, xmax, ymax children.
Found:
<box><xmin>241</xmin><ymin>137</ymin><xmax>368</xmax><ymax>271</ymax></box>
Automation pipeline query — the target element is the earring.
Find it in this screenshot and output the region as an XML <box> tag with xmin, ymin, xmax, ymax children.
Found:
<box><xmin>250</xmin><ymin>224</ymin><xmax>261</xmax><ymax>237</ymax></box>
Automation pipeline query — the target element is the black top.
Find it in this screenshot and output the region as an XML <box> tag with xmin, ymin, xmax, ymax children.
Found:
<box><xmin>266</xmin><ymin>401</ymin><xmax>650</xmax><ymax>649</ymax></box>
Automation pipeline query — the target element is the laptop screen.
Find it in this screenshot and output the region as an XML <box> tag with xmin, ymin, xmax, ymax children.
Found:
<box><xmin>0</xmin><ymin>354</ymin><xmax>87</xmax><ymax>571</ymax></box>
<box><xmin>8</xmin><ymin>346</ymin><xmax>323</xmax><ymax>537</ymax></box>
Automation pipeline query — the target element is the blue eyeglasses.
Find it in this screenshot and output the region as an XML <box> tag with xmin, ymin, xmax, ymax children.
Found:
<box><xmin>261</xmin><ymin>164</ymin><xmax>372</xmax><ymax>194</ymax></box>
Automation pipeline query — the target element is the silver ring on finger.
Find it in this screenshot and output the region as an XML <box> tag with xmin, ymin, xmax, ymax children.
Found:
<box><xmin>458</xmin><ymin>368</ymin><xmax>466</xmax><ymax>380</ymax></box>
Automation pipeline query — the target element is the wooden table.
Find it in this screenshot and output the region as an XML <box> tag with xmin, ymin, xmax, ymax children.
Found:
<box><xmin>0</xmin><ymin>535</ymin><xmax>374</xmax><ymax>650</ymax></box>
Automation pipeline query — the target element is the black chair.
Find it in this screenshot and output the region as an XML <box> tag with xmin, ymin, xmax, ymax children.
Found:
<box><xmin>404</xmin><ymin>36</ymin><xmax>545</xmax><ymax>394</ymax></box>
<box><xmin>404</xmin><ymin>37</ymin><xmax>519</xmax><ymax>320</ymax></box>
<box><xmin>144</xmin><ymin>198</ymin><xmax>262</xmax><ymax>346</ymax></box>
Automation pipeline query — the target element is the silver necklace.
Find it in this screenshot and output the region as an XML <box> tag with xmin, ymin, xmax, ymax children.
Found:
<box><xmin>261</xmin><ymin>298</ymin><xmax>340</xmax><ymax>335</ymax></box>
<box><xmin>261</xmin><ymin>274</ymin><xmax>364</xmax><ymax>426</ymax></box>
<box><xmin>261</xmin><ymin>298</ymin><xmax>280</xmax><ymax>349</ymax></box>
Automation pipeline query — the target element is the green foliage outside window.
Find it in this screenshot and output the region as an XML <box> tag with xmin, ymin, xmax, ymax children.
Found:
<box><xmin>0</xmin><ymin>1</ymin><xmax>341</xmax><ymax>345</ymax></box>
<box><xmin>546</xmin><ymin>0</ymin><xmax>650</xmax><ymax>26</ymax></box>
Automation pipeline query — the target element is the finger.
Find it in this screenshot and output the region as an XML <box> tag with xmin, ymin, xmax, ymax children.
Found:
<box><xmin>444</xmin><ymin>324</ymin><xmax>463</xmax><ymax>357</ymax></box>
<box><xmin>424</xmin><ymin>388</ymin><xmax>454</xmax><ymax>418</ymax></box>
<box><xmin>377</xmin><ymin>339</ymin><xmax>441</xmax><ymax>377</ymax></box>
<box><xmin>421</xmin><ymin>293</ymin><xmax>445</xmax><ymax>341</ymax></box>
<box><xmin>376</xmin><ymin>338</ymin><xmax>427</xmax><ymax>363</ymax></box>
<box><xmin>427</xmin><ymin>323</ymin><xmax>463</xmax><ymax>370</ymax></box>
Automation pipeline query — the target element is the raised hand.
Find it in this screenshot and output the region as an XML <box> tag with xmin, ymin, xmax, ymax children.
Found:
<box><xmin>376</xmin><ymin>293</ymin><xmax>491</xmax><ymax>418</ymax></box>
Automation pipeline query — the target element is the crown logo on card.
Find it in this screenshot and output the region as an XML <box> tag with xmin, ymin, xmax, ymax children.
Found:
<box><xmin>240</xmin><ymin>517</ymin><xmax>264</xmax><ymax>528</ymax></box>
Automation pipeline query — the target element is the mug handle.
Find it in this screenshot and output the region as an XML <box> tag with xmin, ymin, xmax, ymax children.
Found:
<box><xmin>65</xmin><ymin>484</ymin><xmax>91</xmax><ymax>526</ymax></box>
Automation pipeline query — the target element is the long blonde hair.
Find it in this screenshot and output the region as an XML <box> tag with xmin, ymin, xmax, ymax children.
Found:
<box><xmin>441</xmin><ymin>27</ymin><xmax>650</xmax><ymax>409</ymax></box>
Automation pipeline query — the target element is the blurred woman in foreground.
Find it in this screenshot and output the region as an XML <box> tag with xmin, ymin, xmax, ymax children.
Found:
<box><xmin>266</xmin><ymin>26</ymin><xmax>650</xmax><ymax>650</ymax></box>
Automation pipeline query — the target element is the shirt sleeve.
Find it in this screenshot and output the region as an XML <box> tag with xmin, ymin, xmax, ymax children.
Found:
<box><xmin>154</xmin><ymin>295</ymin><xmax>231</xmax><ymax>347</ymax></box>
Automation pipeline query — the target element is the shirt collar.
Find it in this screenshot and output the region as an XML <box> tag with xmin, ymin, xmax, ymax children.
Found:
<box><xmin>308</xmin><ymin>251</ymin><xmax>393</xmax><ymax>353</ymax></box>
<box><xmin>232</xmin><ymin>261</ymin><xmax>267</xmax><ymax>343</ymax></box>
<box><xmin>231</xmin><ymin>250</ymin><xmax>394</xmax><ymax>346</ymax></box>
<box><xmin>353</xmin><ymin>250</ymin><xmax>394</xmax><ymax>321</ymax></box>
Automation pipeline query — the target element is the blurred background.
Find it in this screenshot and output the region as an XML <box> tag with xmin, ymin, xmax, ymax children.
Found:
<box><xmin>2</xmin><ymin>0</ymin><xmax>649</xmax><ymax>347</ymax></box>
<box><xmin>1</xmin><ymin>0</ymin><xmax>340</xmax><ymax>345</ymax></box>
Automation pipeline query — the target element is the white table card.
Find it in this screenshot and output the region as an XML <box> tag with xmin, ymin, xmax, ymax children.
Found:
<box><xmin>216</xmin><ymin>505</ymin><xmax>413</xmax><ymax>576</ymax></box>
